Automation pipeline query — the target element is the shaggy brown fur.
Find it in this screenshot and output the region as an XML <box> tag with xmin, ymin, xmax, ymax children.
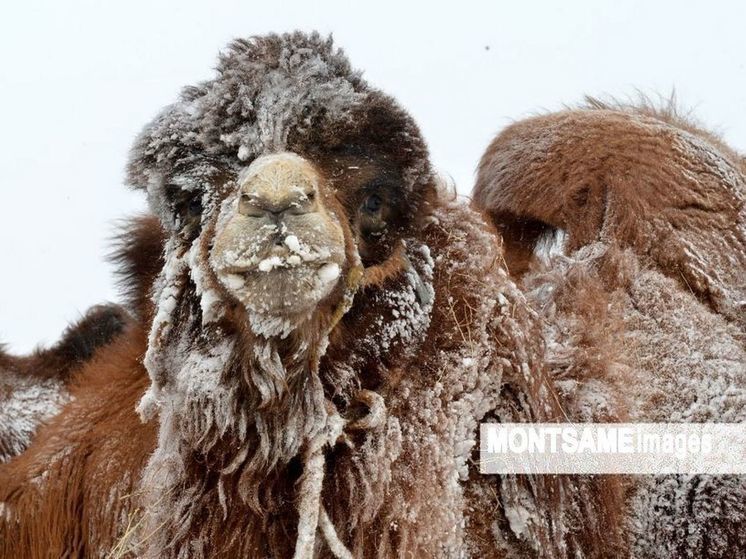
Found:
<box><xmin>109</xmin><ymin>215</ymin><xmax>167</xmax><ymax>325</ymax></box>
<box><xmin>3</xmin><ymin>304</ymin><xmax>129</xmax><ymax>383</ymax></box>
<box><xmin>1</xmin><ymin>36</ymin><xmax>743</xmax><ymax>559</ymax></box>
<box><xmin>0</xmin><ymin>304</ymin><xmax>130</xmax><ymax>462</ymax></box>
<box><xmin>474</xmin><ymin>100</ymin><xmax>746</xmax><ymax>557</ymax></box>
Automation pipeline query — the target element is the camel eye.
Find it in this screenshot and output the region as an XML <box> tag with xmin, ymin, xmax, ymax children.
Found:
<box><xmin>363</xmin><ymin>194</ymin><xmax>383</xmax><ymax>214</ymax></box>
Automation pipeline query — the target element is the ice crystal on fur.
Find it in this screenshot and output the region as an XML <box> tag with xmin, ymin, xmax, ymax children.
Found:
<box><xmin>3</xmin><ymin>34</ymin><xmax>745</xmax><ymax>559</ymax></box>
<box><xmin>0</xmin><ymin>370</ymin><xmax>69</xmax><ymax>463</ymax></box>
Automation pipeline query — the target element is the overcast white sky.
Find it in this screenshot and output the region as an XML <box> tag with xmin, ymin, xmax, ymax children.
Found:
<box><xmin>1</xmin><ymin>0</ymin><xmax>744</xmax><ymax>352</ymax></box>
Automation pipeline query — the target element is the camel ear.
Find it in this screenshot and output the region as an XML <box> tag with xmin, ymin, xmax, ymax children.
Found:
<box><xmin>473</xmin><ymin>108</ymin><xmax>746</xmax><ymax>327</ymax></box>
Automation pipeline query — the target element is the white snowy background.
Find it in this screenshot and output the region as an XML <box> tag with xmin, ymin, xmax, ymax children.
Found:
<box><xmin>1</xmin><ymin>0</ymin><xmax>744</xmax><ymax>352</ymax></box>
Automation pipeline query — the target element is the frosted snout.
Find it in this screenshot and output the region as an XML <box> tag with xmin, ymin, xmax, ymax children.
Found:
<box><xmin>238</xmin><ymin>153</ymin><xmax>320</xmax><ymax>219</ymax></box>
<box><xmin>209</xmin><ymin>151</ymin><xmax>349</xmax><ymax>321</ymax></box>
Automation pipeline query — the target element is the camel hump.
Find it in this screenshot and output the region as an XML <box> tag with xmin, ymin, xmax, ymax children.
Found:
<box><xmin>473</xmin><ymin>100</ymin><xmax>746</xmax><ymax>326</ymax></box>
<box><xmin>3</xmin><ymin>303</ymin><xmax>130</xmax><ymax>380</ymax></box>
<box><xmin>38</xmin><ymin>304</ymin><xmax>130</xmax><ymax>376</ymax></box>
<box><xmin>0</xmin><ymin>303</ymin><xmax>131</xmax><ymax>462</ymax></box>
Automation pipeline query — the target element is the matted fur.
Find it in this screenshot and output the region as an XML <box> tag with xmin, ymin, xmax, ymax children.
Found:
<box><xmin>474</xmin><ymin>101</ymin><xmax>746</xmax><ymax>557</ymax></box>
<box><xmin>0</xmin><ymin>304</ymin><xmax>129</xmax><ymax>463</ymax></box>
<box><xmin>1</xmin><ymin>35</ymin><xmax>742</xmax><ymax>559</ymax></box>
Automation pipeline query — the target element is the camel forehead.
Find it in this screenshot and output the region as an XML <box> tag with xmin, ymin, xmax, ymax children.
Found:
<box><xmin>127</xmin><ymin>34</ymin><xmax>368</xmax><ymax>189</ymax></box>
<box><xmin>128</xmin><ymin>32</ymin><xmax>431</xmax><ymax>207</ymax></box>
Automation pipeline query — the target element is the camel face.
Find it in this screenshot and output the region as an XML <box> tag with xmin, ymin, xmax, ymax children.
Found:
<box><xmin>211</xmin><ymin>152</ymin><xmax>347</xmax><ymax>320</ymax></box>
<box><xmin>127</xmin><ymin>34</ymin><xmax>434</xmax><ymax>341</ymax></box>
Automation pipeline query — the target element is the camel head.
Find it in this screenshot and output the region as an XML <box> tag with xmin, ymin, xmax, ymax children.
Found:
<box><xmin>125</xmin><ymin>34</ymin><xmax>437</xmax><ymax>499</ymax></box>
<box><xmin>128</xmin><ymin>32</ymin><xmax>434</xmax><ymax>341</ymax></box>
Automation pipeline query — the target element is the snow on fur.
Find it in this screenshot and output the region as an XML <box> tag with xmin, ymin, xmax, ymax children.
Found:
<box><xmin>475</xmin><ymin>99</ymin><xmax>746</xmax><ymax>557</ymax></box>
<box><xmin>0</xmin><ymin>369</ymin><xmax>69</xmax><ymax>463</ymax></box>
<box><xmin>2</xmin><ymin>33</ymin><xmax>745</xmax><ymax>559</ymax></box>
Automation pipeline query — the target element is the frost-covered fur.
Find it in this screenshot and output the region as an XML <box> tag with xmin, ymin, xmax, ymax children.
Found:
<box><xmin>1</xmin><ymin>35</ymin><xmax>744</xmax><ymax>559</ymax></box>
<box><xmin>0</xmin><ymin>304</ymin><xmax>128</xmax><ymax>462</ymax></box>
<box><xmin>0</xmin><ymin>369</ymin><xmax>68</xmax><ymax>463</ymax></box>
<box><xmin>475</xmin><ymin>101</ymin><xmax>746</xmax><ymax>557</ymax></box>
<box><xmin>474</xmin><ymin>98</ymin><xmax>746</xmax><ymax>329</ymax></box>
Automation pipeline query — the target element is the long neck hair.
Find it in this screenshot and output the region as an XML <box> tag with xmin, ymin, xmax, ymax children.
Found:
<box><xmin>132</xmin><ymin>222</ymin><xmax>355</xmax><ymax>557</ymax></box>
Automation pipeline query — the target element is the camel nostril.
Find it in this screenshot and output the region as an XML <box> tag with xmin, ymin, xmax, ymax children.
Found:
<box><xmin>238</xmin><ymin>194</ymin><xmax>267</xmax><ymax>218</ymax></box>
<box><xmin>237</xmin><ymin>152</ymin><xmax>323</xmax><ymax>218</ymax></box>
<box><xmin>239</xmin><ymin>191</ymin><xmax>318</xmax><ymax>217</ymax></box>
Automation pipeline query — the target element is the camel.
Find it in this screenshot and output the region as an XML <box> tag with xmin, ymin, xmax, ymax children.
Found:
<box><xmin>1</xmin><ymin>34</ymin><xmax>743</xmax><ymax>558</ymax></box>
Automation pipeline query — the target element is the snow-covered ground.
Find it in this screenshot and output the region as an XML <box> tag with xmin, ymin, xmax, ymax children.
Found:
<box><xmin>1</xmin><ymin>0</ymin><xmax>744</xmax><ymax>352</ymax></box>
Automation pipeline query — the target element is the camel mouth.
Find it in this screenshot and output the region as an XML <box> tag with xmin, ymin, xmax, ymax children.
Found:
<box><xmin>212</xmin><ymin>237</ymin><xmax>347</xmax><ymax>318</ymax></box>
<box><xmin>219</xmin><ymin>240</ymin><xmax>343</xmax><ymax>277</ymax></box>
<box><xmin>219</xmin><ymin>260</ymin><xmax>342</xmax><ymax>293</ymax></box>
